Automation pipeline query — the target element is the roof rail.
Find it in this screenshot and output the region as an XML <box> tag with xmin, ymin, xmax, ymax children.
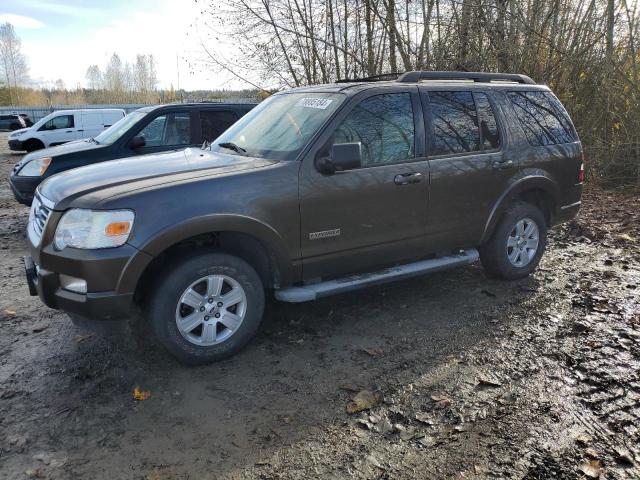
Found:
<box><xmin>396</xmin><ymin>71</ymin><xmax>536</xmax><ymax>85</ymax></box>
<box><xmin>335</xmin><ymin>73</ymin><xmax>401</xmax><ymax>83</ymax></box>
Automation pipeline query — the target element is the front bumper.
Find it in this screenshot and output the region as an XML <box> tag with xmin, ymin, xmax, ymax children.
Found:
<box><xmin>24</xmin><ymin>255</ymin><xmax>134</xmax><ymax>320</ymax></box>
<box><xmin>24</xmin><ymin>238</ymin><xmax>145</xmax><ymax>320</ymax></box>
<box><xmin>8</xmin><ymin>139</ymin><xmax>25</xmax><ymax>151</ymax></box>
<box><xmin>9</xmin><ymin>173</ymin><xmax>39</xmax><ymax>205</ymax></box>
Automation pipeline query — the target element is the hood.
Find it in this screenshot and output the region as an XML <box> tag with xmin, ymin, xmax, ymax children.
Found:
<box><xmin>39</xmin><ymin>147</ymin><xmax>275</xmax><ymax>208</ymax></box>
<box><xmin>10</xmin><ymin>127</ymin><xmax>29</xmax><ymax>136</ymax></box>
<box><xmin>15</xmin><ymin>139</ymin><xmax>106</xmax><ymax>171</ymax></box>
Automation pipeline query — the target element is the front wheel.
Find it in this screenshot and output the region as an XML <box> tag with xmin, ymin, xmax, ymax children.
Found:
<box><xmin>479</xmin><ymin>202</ymin><xmax>547</xmax><ymax>280</ymax></box>
<box><xmin>145</xmin><ymin>252</ymin><xmax>265</xmax><ymax>365</ymax></box>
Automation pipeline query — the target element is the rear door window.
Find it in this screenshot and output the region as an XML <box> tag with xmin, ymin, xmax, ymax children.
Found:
<box><xmin>199</xmin><ymin>110</ymin><xmax>238</xmax><ymax>143</ymax></box>
<box><xmin>429</xmin><ymin>91</ymin><xmax>481</xmax><ymax>155</ymax></box>
<box><xmin>508</xmin><ymin>91</ymin><xmax>576</xmax><ymax>146</ymax></box>
<box><xmin>333</xmin><ymin>93</ymin><xmax>415</xmax><ymax>167</ymax></box>
<box><xmin>138</xmin><ymin>112</ymin><xmax>191</xmax><ymax>147</ymax></box>
<box><xmin>474</xmin><ymin>93</ymin><xmax>501</xmax><ymax>150</ymax></box>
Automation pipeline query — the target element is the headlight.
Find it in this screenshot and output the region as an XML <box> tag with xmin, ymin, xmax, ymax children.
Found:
<box><xmin>18</xmin><ymin>157</ymin><xmax>52</xmax><ymax>176</ymax></box>
<box><xmin>54</xmin><ymin>209</ymin><xmax>134</xmax><ymax>250</ymax></box>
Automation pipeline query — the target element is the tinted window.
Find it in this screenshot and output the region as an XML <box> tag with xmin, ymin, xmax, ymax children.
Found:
<box><xmin>333</xmin><ymin>93</ymin><xmax>414</xmax><ymax>167</ymax></box>
<box><xmin>429</xmin><ymin>91</ymin><xmax>480</xmax><ymax>155</ymax></box>
<box><xmin>138</xmin><ymin>112</ymin><xmax>191</xmax><ymax>147</ymax></box>
<box><xmin>41</xmin><ymin>115</ymin><xmax>74</xmax><ymax>130</ymax></box>
<box><xmin>508</xmin><ymin>91</ymin><xmax>575</xmax><ymax>146</ymax></box>
<box><xmin>475</xmin><ymin>93</ymin><xmax>500</xmax><ymax>150</ymax></box>
<box><xmin>200</xmin><ymin>110</ymin><xmax>238</xmax><ymax>143</ymax></box>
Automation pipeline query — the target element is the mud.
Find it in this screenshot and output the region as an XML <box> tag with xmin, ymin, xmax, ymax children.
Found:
<box><xmin>0</xmin><ymin>132</ymin><xmax>638</xmax><ymax>479</ymax></box>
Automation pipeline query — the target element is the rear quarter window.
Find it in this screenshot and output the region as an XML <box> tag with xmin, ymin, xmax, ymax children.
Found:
<box><xmin>508</xmin><ymin>91</ymin><xmax>576</xmax><ymax>146</ymax></box>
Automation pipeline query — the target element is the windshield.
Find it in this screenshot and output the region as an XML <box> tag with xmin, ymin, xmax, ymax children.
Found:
<box><xmin>94</xmin><ymin>111</ymin><xmax>146</xmax><ymax>145</ymax></box>
<box><xmin>210</xmin><ymin>92</ymin><xmax>345</xmax><ymax>161</ymax></box>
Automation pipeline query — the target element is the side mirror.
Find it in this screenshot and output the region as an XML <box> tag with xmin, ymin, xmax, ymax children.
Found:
<box><xmin>316</xmin><ymin>142</ymin><xmax>362</xmax><ymax>174</ymax></box>
<box><xmin>129</xmin><ymin>135</ymin><xmax>146</xmax><ymax>149</ymax></box>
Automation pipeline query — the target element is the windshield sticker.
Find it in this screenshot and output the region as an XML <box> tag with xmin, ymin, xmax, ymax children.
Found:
<box><xmin>295</xmin><ymin>98</ymin><xmax>333</xmax><ymax>110</ymax></box>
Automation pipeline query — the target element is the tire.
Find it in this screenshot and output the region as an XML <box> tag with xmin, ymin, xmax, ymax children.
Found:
<box><xmin>24</xmin><ymin>139</ymin><xmax>44</xmax><ymax>152</ymax></box>
<box><xmin>145</xmin><ymin>251</ymin><xmax>265</xmax><ymax>365</ymax></box>
<box><xmin>479</xmin><ymin>201</ymin><xmax>547</xmax><ymax>280</ymax></box>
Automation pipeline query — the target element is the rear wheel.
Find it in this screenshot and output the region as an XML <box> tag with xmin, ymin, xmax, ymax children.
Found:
<box><xmin>145</xmin><ymin>252</ymin><xmax>265</xmax><ymax>365</ymax></box>
<box><xmin>479</xmin><ymin>202</ymin><xmax>547</xmax><ymax>280</ymax></box>
<box><xmin>24</xmin><ymin>139</ymin><xmax>44</xmax><ymax>152</ymax></box>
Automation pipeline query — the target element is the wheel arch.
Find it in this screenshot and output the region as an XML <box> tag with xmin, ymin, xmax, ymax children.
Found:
<box><xmin>480</xmin><ymin>174</ymin><xmax>559</xmax><ymax>244</ymax></box>
<box><xmin>117</xmin><ymin>215</ymin><xmax>296</xmax><ymax>301</ymax></box>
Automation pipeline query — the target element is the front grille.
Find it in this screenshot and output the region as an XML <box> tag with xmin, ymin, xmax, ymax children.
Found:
<box><xmin>27</xmin><ymin>193</ymin><xmax>53</xmax><ymax>246</ymax></box>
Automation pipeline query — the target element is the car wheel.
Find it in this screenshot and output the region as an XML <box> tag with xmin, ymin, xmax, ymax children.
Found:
<box><xmin>145</xmin><ymin>251</ymin><xmax>265</xmax><ymax>365</ymax></box>
<box><xmin>24</xmin><ymin>139</ymin><xmax>44</xmax><ymax>152</ymax></box>
<box><xmin>479</xmin><ymin>201</ymin><xmax>547</xmax><ymax>280</ymax></box>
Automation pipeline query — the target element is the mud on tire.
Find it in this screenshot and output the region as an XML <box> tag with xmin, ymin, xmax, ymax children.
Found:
<box><xmin>479</xmin><ymin>201</ymin><xmax>548</xmax><ymax>280</ymax></box>
<box><xmin>145</xmin><ymin>251</ymin><xmax>265</xmax><ymax>365</ymax></box>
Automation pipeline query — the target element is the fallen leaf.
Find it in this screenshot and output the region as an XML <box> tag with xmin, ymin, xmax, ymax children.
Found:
<box><xmin>575</xmin><ymin>433</ymin><xmax>592</xmax><ymax>445</ymax></box>
<box><xmin>133</xmin><ymin>387</ymin><xmax>151</xmax><ymax>401</ymax></box>
<box><xmin>25</xmin><ymin>468</ymin><xmax>46</xmax><ymax>479</ymax></box>
<box><xmin>338</xmin><ymin>383</ymin><xmax>361</xmax><ymax>393</ymax></box>
<box><xmin>430</xmin><ymin>392</ymin><xmax>452</xmax><ymax>406</ymax></box>
<box><xmin>3</xmin><ymin>309</ymin><xmax>16</xmax><ymax>317</ymax></box>
<box><xmin>358</xmin><ymin>346</ymin><xmax>383</xmax><ymax>357</ymax></box>
<box><xmin>477</xmin><ymin>376</ymin><xmax>502</xmax><ymax>388</ymax></box>
<box><xmin>73</xmin><ymin>333</ymin><xmax>95</xmax><ymax>344</ymax></box>
<box><xmin>32</xmin><ymin>324</ymin><xmax>48</xmax><ymax>333</ymax></box>
<box><xmin>614</xmin><ymin>233</ymin><xmax>635</xmax><ymax>243</ymax></box>
<box><xmin>578</xmin><ymin>459</ymin><xmax>603</xmax><ymax>478</ymax></box>
<box><xmin>346</xmin><ymin>390</ymin><xmax>381</xmax><ymax>414</ymax></box>
<box><xmin>415</xmin><ymin>412</ymin><xmax>433</xmax><ymax>425</ymax></box>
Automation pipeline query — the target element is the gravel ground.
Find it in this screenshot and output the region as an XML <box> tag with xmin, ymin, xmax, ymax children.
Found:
<box><xmin>0</xmin><ymin>131</ymin><xmax>639</xmax><ymax>479</ymax></box>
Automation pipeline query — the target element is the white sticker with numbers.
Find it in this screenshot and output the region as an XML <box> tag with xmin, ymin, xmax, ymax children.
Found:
<box><xmin>295</xmin><ymin>97</ymin><xmax>334</xmax><ymax>109</ymax></box>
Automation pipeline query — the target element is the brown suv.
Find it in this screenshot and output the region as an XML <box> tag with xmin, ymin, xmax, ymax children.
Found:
<box><xmin>23</xmin><ymin>71</ymin><xmax>584</xmax><ymax>364</ymax></box>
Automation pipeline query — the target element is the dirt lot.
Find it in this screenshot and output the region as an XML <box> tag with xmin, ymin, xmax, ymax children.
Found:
<box><xmin>0</xmin><ymin>131</ymin><xmax>639</xmax><ymax>480</ymax></box>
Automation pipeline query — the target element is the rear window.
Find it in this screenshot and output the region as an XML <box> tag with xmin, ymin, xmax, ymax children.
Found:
<box><xmin>508</xmin><ymin>91</ymin><xmax>576</xmax><ymax>146</ymax></box>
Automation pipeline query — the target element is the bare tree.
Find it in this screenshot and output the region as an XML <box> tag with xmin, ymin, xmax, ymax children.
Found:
<box><xmin>85</xmin><ymin>64</ymin><xmax>103</xmax><ymax>90</ymax></box>
<box><xmin>0</xmin><ymin>22</ymin><xmax>29</xmax><ymax>104</ymax></box>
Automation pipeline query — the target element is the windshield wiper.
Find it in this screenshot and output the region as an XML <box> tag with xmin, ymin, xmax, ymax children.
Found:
<box><xmin>217</xmin><ymin>142</ymin><xmax>246</xmax><ymax>154</ymax></box>
<box><xmin>87</xmin><ymin>137</ymin><xmax>99</xmax><ymax>144</ymax></box>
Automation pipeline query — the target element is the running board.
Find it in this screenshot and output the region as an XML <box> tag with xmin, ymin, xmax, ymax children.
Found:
<box><xmin>275</xmin><ymin>249</ymin><xmax>479</xmax><ymax>303</ymax></box>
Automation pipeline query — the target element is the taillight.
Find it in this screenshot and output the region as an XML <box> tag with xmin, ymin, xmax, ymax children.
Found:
<box><xmin>578</xmin><ymin>151</ymin><xmax>585</xmax><ymax>183</ymax></box>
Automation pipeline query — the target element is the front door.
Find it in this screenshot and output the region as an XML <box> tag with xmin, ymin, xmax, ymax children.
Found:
<box><xmin>299</xmin><ymin>88</ymin><xmax>430</xmax><ymax>280</ymax></box>
<box><xmin>40</xmin><ymin>113</ymin><xmax>78</xmax><ymax>146</ymax></box>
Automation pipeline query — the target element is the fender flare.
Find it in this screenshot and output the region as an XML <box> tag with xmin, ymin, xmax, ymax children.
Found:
<box><xmin>479</xmin><ymin>173</ymin><xmax>560</xmax><ymax>244</ymax></box>
<box><xmin>116</xmin><ymin>214</ymin><xmax>295</xmax><ymax>294</ymax></box>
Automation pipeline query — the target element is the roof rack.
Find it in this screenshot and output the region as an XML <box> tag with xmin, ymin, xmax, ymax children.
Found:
<box><xmin>335</xmin><ymin>73</ymin><xmax>401</xmax><ymax>83</ymax></box>
<box><xmin>397</xmin><ymin>71</ymin><xmax>536</xmax><ymax>85</ymax></box>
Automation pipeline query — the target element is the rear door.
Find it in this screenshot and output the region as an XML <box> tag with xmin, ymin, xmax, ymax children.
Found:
<box><xmin>131</xmin><ymin>110</ymin><xmax>195</xmax><ymax>155</ymax></box>
<box><xmin>299</xmin><ymin>87</ymin><xmax>430</xmax><ymax>280</ymax></box>
<box><xmin>423</xmin><ymin>88</ymin><xmax>515</xmax><ymax>249</ymax></box>
<box><xmin>196</xmin><ymin>109</ymin><xmax>239</xmax><ymax>144</ymax></box>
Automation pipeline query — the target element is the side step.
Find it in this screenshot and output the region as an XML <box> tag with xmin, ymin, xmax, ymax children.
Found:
<box><xmin>275</xmin><ymin>249</ymin><xmax>479</xmax><ymax>303</ymax></box>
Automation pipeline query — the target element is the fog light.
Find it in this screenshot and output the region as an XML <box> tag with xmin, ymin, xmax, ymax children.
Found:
<box><xmin>59</xmin><ymin>274</ymin><xmax>87</xmax><ymax>294</ymax></box>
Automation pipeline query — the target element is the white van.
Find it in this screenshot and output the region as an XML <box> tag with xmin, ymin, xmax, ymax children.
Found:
<box><xmin>8</xmin><ymin>109</ymin><xmax>125</xmax><ymax>152</ymax></box>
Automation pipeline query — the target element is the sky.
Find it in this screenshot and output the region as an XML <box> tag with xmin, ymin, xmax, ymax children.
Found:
<box><xmin>0</xmin><ymin>0</ymin><xmax>238</xmax><ymax>91</ymax></box>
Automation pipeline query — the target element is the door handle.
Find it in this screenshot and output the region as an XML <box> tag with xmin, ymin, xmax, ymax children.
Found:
<box><xmin>66</xmin><ymin>130</ymin><xmax>73</xmax><ymax>133</ymax></box>
<box><xmin>77</xmin><ymin>129</ymin><xmax>84</xmax><ymax>132</ymax></box>
<box><xmin>492</xmin><ymin>158</ymin><xmax>514</xmax><ymax>170</ymax></box>
<box><xmin>394</xmin><ymin>172</ymin><xmax>423</xmax><ymax>185</ymax></box>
